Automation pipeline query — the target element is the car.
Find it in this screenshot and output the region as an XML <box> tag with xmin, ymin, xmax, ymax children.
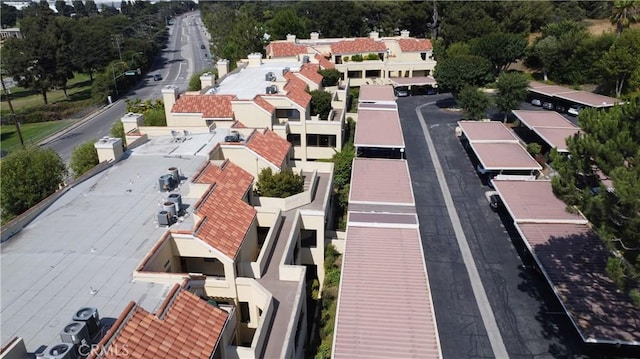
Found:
<box><xmin>542</xmin><ymin>102</ymin><xmax>554</xmax><ymax>110</ymax></box>
<box><xmin>200</xmin><ymin>44</ymin><xmax>206</xmax><ymax>49</ymax></box>
<box><xmin>568</xmin><ymin>105</ymin><xmax>583</xmax><ymax>116</ymax></box>
<box><xmin>531</xmin><ymin>98</ymin><xmax>542</xmax><ymax>106</ymax></box>
<box><xmin>426</xmin><ymin>87</ymin><xmax>438</xmax><ymax>95</ymax></box>
<box><xmin>484</xmin><ymin>191</ymin><xmax>503</xmax><ymax>211</ymax></box>
<box><xmin>224</xmin><ymin>131</ymin><xmax>242</xmax><ymax>143</ymax></box>
<box><xmin>153</xmin><ymin>74</ymin><xmax>162</xmax><ymax>81</ymax></box>
<box><xmin>555</xmin><ymin>104</ymin><xmax>567</xmax><ymax>113</ymax></box>
<box><xmin>394</xmin><ymin>86</ymin><xmax>409</xmax><ymax>97</ymax></box>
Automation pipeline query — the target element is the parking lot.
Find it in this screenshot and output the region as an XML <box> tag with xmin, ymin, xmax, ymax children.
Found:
<box><xmin>396</xmin><ymin>94</ymin><xmax>590</xmax><ymax>358</ymax></box>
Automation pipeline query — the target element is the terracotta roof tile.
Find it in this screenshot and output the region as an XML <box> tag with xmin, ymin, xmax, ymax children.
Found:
<box><xmin>315</xmin><ymin>54</ymin><xmax>335</xmax><ymax>69</ymax></box>
<box><xmin>231</xmin><ymin>120</ymin><xmax>246</xmax><ymax>128</ymax></box>
<box><xmin>266</xmin><ymin>41</ymin><xmax>308</xmax><ymax>57</ymax></box>
<box><xmin>95</xmin><ymin>288</ymin><xmax>228</xmax><ymax>359</ymax></box>
<box><xmin>299</xmin><ymin>63</ymin><xmax>323</xmax><ymax>86</ymax></box>
<box><xmin>246</xmin><ymin>129</ymin><xmax>291</xmax><ymax>168</ymax></box>
<box><xmin>283</xmin><ymin>71</ymin><xmax>308</xmax><ymax>92</ymax></box>
<box><xmin>330</xmin><ymin>38</ymin><xmax>387</xmax><ymax>54</ymax></box>
<box><xmin>287</xmin><ymin>89</ymin><xmax>312</xmax><ymax>108</ymax></box>
<box><xmin>172</xmin><ymin>95</ymin><xmax>236</xmax><ymax>119</ymax></box>
<box><xmin>398</xmin><ymin>38</ymin><xmax>433</xmax><ymax>52</ymax></box>
<box><xmin>253</xmin><ymin>95</ymin><xmax>276</xmax><ymax>114</ymax></box>
<box><xmin>193</xmin><ymin>161</ymin><xmax>255</xmax><ymax>259</ymax></box>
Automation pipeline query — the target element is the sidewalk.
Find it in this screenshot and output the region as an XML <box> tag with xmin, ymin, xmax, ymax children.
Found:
<box><xmin>36</xmin><ymin>103</ymin><xmax>115</xmax><ymax>147</ymax></box>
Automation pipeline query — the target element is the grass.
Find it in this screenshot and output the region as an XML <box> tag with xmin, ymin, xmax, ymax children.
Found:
<box><xmin>1</xmin><ymin>73</ymin><xmax>93</xmax><ymax>114</ymax></box>
<box><xmin>0</xmin><ymin>120</ymin><xmax>74</xmax><ymax>153</ymax></box>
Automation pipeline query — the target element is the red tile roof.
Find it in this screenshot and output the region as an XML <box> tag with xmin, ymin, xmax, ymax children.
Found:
<box><xmin>266</xmin><ymin>41</ymin><xmax>308</xmax><ymax>57</ymax></box>
<box><xmin>172</xmin><ymin>95</ymin><xmax>236</xmax><ymax>119</ymax></box>
<box><xmin>287</xmin><ymin>89</ymin><xmax>312</xmax><ymax>108</ymax></box>
<box><xmin>330</xmin><ymin>38</ymin><xmax>387</xmax><ymax>54</ymax></box>
<box><xmin>398</xmin><ymin>38</ymin><xmax>433</xmax><ymax>52</ymax></box>
<box><xmin>193</xmin><ymin>161</ymin><xmax>255</xmax><ymax>259</ymax></box>
<box><xmin>91</xmin><ymin>286</ymin><xmax>228</xmax><ymax>359</ymax></box>
<box><xmin>231</xmin><ymin>120</ymin><xmax>246</xmax><ymax>128</ymax></box>
<box><xmin>283</xmin><ymin>71</ymin><xmax>308</xmax><ymax>92</ymax></box>
<box><xmin>299</xmin><ymin>63</ymin><xmax>323</xmax><ymax>86</ymax></box>
<box><xmin>253</xmin><ymin>95</ymin><xmax>275</xmax><ymax>114</ymax></box>
<box><xmin>315</xmin><ymin>54</ymin><xmax>335</xmax><ymax>69</ymax></box>
<box><xmin>246</xmin><ymin>129</ymin><xmax>291</xmax><ymax>168</ymax></box>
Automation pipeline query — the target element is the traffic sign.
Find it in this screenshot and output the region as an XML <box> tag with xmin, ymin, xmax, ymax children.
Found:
<box><xmin>125</xmin><ymin>71</ymin><xmax>136</xmax><ymax>76</ymax></box>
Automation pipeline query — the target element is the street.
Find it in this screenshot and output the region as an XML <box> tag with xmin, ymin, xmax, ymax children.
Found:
<box><xmin>42</xmin><ymin>11</ymin><xmax>211</xmax><ymax>162</ymax></box>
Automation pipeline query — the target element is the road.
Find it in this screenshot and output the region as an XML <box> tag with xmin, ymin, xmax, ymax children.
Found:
<box><xmin>43</xmin><ymin>11</ymin><xmax>212</xmax><ymax>162</ymax></box>
<box><xmin>398</xmin><ymin>95</ymin><xmax>588</xmax><ymax>358</ymax></box>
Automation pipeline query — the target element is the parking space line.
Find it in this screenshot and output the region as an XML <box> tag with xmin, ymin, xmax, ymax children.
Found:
<box><xmin>415</xmin><ymin>102</ymin><xmax>510</xmax><ymax>359</ymax></box>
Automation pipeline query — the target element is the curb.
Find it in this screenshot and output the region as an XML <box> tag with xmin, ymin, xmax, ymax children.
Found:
<box><xmin>37</xmin><ymin>103</ymin><xmax>115</xmax><ymax>146</ymax></box>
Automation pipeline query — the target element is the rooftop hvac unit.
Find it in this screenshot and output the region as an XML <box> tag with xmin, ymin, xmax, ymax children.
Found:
<box><xmin>44</xmin><ymin>343</ymin><xmax>77</xmax><ymax>359</ymax></box>
<box><xmin>269</xmin><ymin>85</ymin><xmax>278</xmax><ymax>94</ymax></box>
<box><xmin>168</xmin><ymin>193</ymin><xmax>183</xmax><ymax>214</ymax></box>
<box><xmin>158</xmin><ymin>174</ymin><xmax>174</xmax><ymax>192</ymax></box>
<box><xmin>265</xmin><ymin>72</ymin><xmax>275</xmax><ymax>81</ymax></box>
<box><xmin>168</xmin><ymin>167</ymin><xmax>180</xmax><ymax>182</ymax></box>
<box><xmin>302</xmin><ymin>55</ymin><xmax>310</xmax><ymax>63</ymax></box>
<box><xmin>163</xmin><ymin>201</ymin><xmax>177</xmax><ymax>218</ymax></box>
<box><xmin>266</xmin><ymin>86</ymin><xmax>275</xmax><ymax>94</ymax></box>
<box><xmin>72</xmin><ymin>307</ymin><xmax>100</xmax><ymax>337</ymax></box>
<box><xmin>158</xmin><ymin>211</ymin><xmax>171</xmax><ymax>226</ymax></box>
<box><xmin>59</xmin><ymin>321</ymin><xmax>90</xmax><ymax>346</ymax></box>
<box><xmin>282</xmin><ymin>67</ymin><xmax>290</xmax><ymax>76</ymax></box>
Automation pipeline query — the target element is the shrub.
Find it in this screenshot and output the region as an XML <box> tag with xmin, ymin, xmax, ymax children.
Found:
<box><xmin>351</xmin><ymin>54</ymin><xmax>363</xmax><ymax>62</ymax></box>
<box><xmin>310</xmin><ymin>89</ymin><xmax>333</xmax><ymax>120</ymax></box>
<box><xmin>526</xmin><ymin>143</ymin><xmax>542</xmax><ymax>157</ymax></box>
<box><xmin>318</xmin><ymin>68</ymin><xmax>341</xmax><ymax>87</ymax></box>
<box><xmin>110</xmin><ymin>120</ymin><xmax>126</xmax><ymax>147</ymax></box>
<box><xmin>70</xmin><ymin>140</ymin><xmax>99</xmax><ymax>178</ymax></box>
<box><xmin>365</xmin><ymin>53</ymin><xmax>380</xmax><ymax>60</ymax></box>
<box><xmin>342</xmin><ymin>56</ymin><xmax>349</xmax><ymax>62</ymax></box>
<box><xmin>256</xmin><ymin>168</ymin><xmax>304</xmax><ymax>198</ymax></box>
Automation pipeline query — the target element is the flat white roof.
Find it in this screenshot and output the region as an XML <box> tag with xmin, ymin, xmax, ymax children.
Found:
<box><xmin>0</xmin><ymin>133</ymin><xmax>225</xmax><ymax>350</ymax></box>
<box><xmin>210</xmin><ymin>61</ymin><xmax>301</xmax><ymax>100</ymax></box>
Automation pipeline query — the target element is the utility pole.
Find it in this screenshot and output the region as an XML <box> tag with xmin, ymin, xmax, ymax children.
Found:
<box><xmin>0</xmin><ymin>70</ymin><xmax>24</xmax><ymax>148</ymax></box>
<box><xmin>111</xmin><ymin>34</ymin><xmax>123</xmax><ymax>62</ymax></box>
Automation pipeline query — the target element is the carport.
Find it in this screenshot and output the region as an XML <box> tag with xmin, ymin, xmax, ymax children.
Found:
<box><xmin>390</xmin><ymin>76</ymin><xmax>438</xmax><ymax>95</ymax></box>
<box><xmin>512</xmin><ymin>110</ymin><xmax>581</xmax><ymax>153</ymax></box>
<box><xmin>355</xmin><ymin>109</ymin><xmax>405</xmax><ymax>159</ymax></box>
<box><xmin>492</xmin><ymin>179</ymin><xmax>640</xmax><ymax>345</ymax></box>
<box><xmin>528</xmin><ymin>81</ymin><xmax>621</xmax><ymax>109</ymax></box>
<box><xmin>458</xmin><ymin>121</ymin><xmax>541</xmax><ymax>177</ymax></box>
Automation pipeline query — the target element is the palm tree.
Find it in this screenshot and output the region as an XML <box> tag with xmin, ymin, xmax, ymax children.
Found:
<box><xmin>610</xmin><ymin>0</ymin><xmax>640</xmax><ymax>35</ymax></box>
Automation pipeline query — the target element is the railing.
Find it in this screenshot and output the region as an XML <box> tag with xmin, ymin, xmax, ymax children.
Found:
<box><xmin>250</xmin><ymin>210</ymin><xmax>283</xmax><ymax>278</ymax></box>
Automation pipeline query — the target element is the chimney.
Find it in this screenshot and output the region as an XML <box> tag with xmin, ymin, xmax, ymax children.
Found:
<box><xmin>310</xmin><ymin>32</ymin><xmax>319</xmax><ymax>41</ymax></box>
<box><xmin>120</xmin><ymin>113</ymin><xmax>144</xmax><ymax>134</ymax></box>
<box><xmin>200</xmin><ymin>72</ymin><xmax>215</xmax><ymax>89</ymax></box>
<box><xmin>217</xmin><ymin>59</ymin><xmax>229</xmax><ymax>78</ymax></box>
<box><xmin>247</xmin><ymin>53</ymin><xmax>263</xmax><ymax>68</ymax></box>
<box><xmin>286</xmin><ymin>33</ymin><xmax>296</xmax><ymax>43</ymax></box>
<box><xmin>400</xmin><ymin>30</ymin><xmax>410</xmax><ymax>38</ymax></box>
<box><xmin>369</xmin><ymin>31</ymin><xmax>379</xmax><ymax>40</ymax></box>
<box><xmin>161</xmin><ymin>86</ymin><xmax>179</xmax><ymax>122</ymax></box>
<box><xmin>94</xmin><ymin>137</ymin><xmax>123</xmax><ymax>163</ymax></box>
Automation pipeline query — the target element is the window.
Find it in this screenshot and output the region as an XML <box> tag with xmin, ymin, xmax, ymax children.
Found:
<box><xmin>239</xmin><ymin>302</ymin><xmax>250</xmax><ymax>323</ymax></box>
<box><xmin>306</xmin><ymin>134</ymin><xmax>336</xmax><ymax>148</ymax></box>
<box><xmin>276</xmin><ymin>108</ymin><xmax>300</xmax><ymax>120</ymax></box>
<box><xmin>287</xmin><ymin>133</ymin><xmax>301</xmax><ymax>146</ymax></box>
<box><xmin>420</xmin><ymin>52</ymin><xmax>427</xmax><ymax>61</ymax></box>
<box><xmin>300</xmin><ymin>229</ymin><xmax>317</xmax><ymax>247</ymax></box>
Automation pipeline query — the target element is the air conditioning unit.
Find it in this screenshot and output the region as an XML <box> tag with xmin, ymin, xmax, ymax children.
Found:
<box><xmin>266</xmin><ymin>86</ymin><xmax>276</xmax><ymax>94</ymax></box>
<box><xmin>72</xmin><ymin>307</ymin><xmax>100</xmax><ymax>338</ymax></box>
<box><xmin>302</xmin><ymin>55</ymin><xmax>310</xmax><ymax>63</ymax></box>
<box><xmin>282</xmin><ymin>67</ymin><xmax>290</xmax><ymax>76</ymax></box>
<box><xmin>265</xmin><ymin>72</ymin><xmax>275</xmax><ymax>81</ymax></box>
<box><xmin>158</xmin><ymin>211</ymin><xmax>172</xmax><ymax>226</ymax></box>
<box><xmin>270</xmin><ymin>85</ymin><xmax>278</xmax><ymax>94</ymax></box>
<box><xmin>44</xmin><ymin>343</ymin><xmax>77</xmax><ymax>359</ymax></box>
<box><xmin>158</xmin><ymin>174</ymin><xmax>174</xmax><ymax>192</ymax></box>
<box><xmin>168</xmin><ymin>193</ymin><xmax>182</xmax><ymax>214</ymax></box>
<box><xmin>60</xmin><ymin>321</ymin><xmax>90</xmax><ymax>346</ymax></box>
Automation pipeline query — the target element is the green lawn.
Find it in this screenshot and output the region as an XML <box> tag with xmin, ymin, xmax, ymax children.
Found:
<box><xmin>1</xmin><ymin>73</ymin><xmax>93</xmax><ymax>113</ymax></box>
<box><xmin>0</xmin><ymin>120</ymin><xmax>74</xmax><ymax>153</ymax></box>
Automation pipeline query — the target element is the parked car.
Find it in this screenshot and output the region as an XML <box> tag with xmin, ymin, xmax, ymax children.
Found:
<box><xmin>484</xmin><ymin>191</ymin><xmax>503</xmax><ymax>211</ymax></box>
<box><xmin>394</xmin><ymin>86</ymin><xmax>409</xmax><ymax>97</ymax></box>
<box><xmin>531</xmin><ymin>98</ymin><xmax>542</xmax><ymax>106</ymax></box>
<box><xmin>568</xmin><ymin>105</ymin><xmax>583</xmax><ymax>116</ymax></box>
<box><xmin>542</xmin><ymin>102</ymin><xmax>554</xmax><ymax>110</ymax></box>
<box><xmin>555</xmin><ymin>104</ymin><xmax>567</xmax><ymax>113</ymax></box>
<box><xmin>200</xmin><ymin>44</ymin><xmax>206</xmax><ymax>49</ymax></box>
<box><xmin>225</xmin><ymin>131</ymin><xmax>242</xmax><ymax>143</ymax></box>
<box><xmin>426</xmin><ymin>87</ymin><xmax>438</xmax><ymax>95</ymax></box>
<box><xmin>153</xmin><ymin>74</ymin><xmax>162</xmax><ymax>81</ymax></box>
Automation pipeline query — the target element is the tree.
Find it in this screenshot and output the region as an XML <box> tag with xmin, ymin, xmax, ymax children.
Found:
<box><xmin>319</xmin><ymin>69</ymin><xmax>341</xmax><ymax>87</ymax></box>
<box><xmin>0</xmin><ymin>147</ymin><xmax>68</xmax><ymax>222</ymax></box>
<box><xmin>72</xmin><ymin>0</ymin><xmax>88</xmax><ymax>17</ymax></box>
<box><xmin>457</xmin><ymin>86</ymin><xmax>491</xmax><ymax>120</ymax></box>
<box><xmin>256</xmin><ymin>168</ymin><xmax>304</xmax><ymax>198</ymax></box>
<box><xmin>531</xmin><ymin>36</ymin><xmax>561</xmax><ymax>82</ymax></box>
<box><xmin>433</xmin><ymin>55</ymin><xmax>494</xmax><ymax>96</ymax></box>
<box><xmin>265</xmin><ymin>8</ymin><xmax>309</xmax><ymax>40</ymax></box>
<box><xmin>610</xmin><ymin>0</ymin><xmax>640</xmax><ymax>35</ymax></box>
<box><xmin>70</xmin><ymin>140</ymin><xmax>99</xmax><ymax>178</ymax></box>
<box><xmin>55</xmin><ymin>0</ymin><xmax>73</xmax><ymax>17</ymax></box>
<box><xmin>495</xmin><ymin>72</ymin><xmax>529</xmax><ymax>121</ymax></box>
<box><xmin>110</xmin><ymin>120</ymin><xmax>126</xmax><ymax>145</ymax></box>
<box><xmin>1</xmin><ymin>3</ymin><xmax>19</xmax><ymax>28</ymax></box>
<box><xmin>310</xmin><ymin>90</ymin><xmax>333</xmax><ymax>120</ymax></box>
<box><xmin>332</xmin><ymin>142</ymin><xmax>355</xmax><ymax>189</ymax></box>
<box><xmin>599</xmin><ymin>29</ymin><xmax>640</xmax><ymax>97</ymax></box>
<box><xmin>188</xmin><ymin>69</ymin><xmax>217</xmax><ymax>91</ymax></box>
<box><xmin>469</xmin><ymin>33</ymin><xmax>527</xmax><ymax>74</ymax></box>
<box><xmin>444</xmin><ymin>42</ymin><xmax>471</xmax><ymax>60</ymax></box>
